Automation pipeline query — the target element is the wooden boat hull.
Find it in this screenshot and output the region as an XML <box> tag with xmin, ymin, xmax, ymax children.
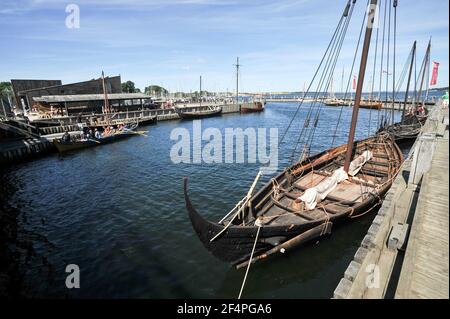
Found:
<box><xmin>184</xmin><ymin>135</ymin><xmax>403</xmax><ymax>265</ymax></box>
<box><xmin>88</xmin><ymin>116</ymin><xmax>156</xmax><ymax>129</ymax></box>
<box><xmin>359</xmin><ymin>102</ymin><xmax>382</xmax><ymax>110</ymax></box>
<box><xmin>53</xmin><ymin>131</ymin><xmax>138</xmax><ymax>153</ymax></box>
<box><xmin>382</xmin><ymin>114</ymin><xmax>427</xmax><ymax>142</ymax></box>
<box><xmin>138</xmin><ymin>116</ymin><xmax>157</xmax><ymax>126</ymax></box>
<box><xmin>176</xmin><ymin>107</ymin><xmax>222</xmax><ymax>120</ymax></box>
<box><xmin>240</xmin><ymin>102</ymin><xmax>265</xmax><ymax>113</ymax></box>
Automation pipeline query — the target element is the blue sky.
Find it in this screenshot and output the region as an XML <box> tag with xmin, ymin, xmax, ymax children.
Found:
<box><xmin>0</xmin><ymin>0</ymin><xmax>448</xmax><ymax>92</ymax></box>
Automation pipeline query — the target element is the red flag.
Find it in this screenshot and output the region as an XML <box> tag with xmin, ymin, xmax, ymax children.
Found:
<box><xmin>352</xmin><ymin>75</ymin><xmax>357</xmax><ymax>90</ymax></box>
<box><xmin>430</xmin><ymin>61</ymin><xmax>439</xmax><ymax>86</ymax></box>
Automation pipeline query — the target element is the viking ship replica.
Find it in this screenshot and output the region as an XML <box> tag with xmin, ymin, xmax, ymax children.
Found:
<box><xmin>184</xmin><ymin>0</ymin><xmax>403</xmax><ymax>267</ymax></box>
<box><xmin>175</xmin><ymin>106</ymin><xmax>222</xmax><ymax>119</ymax></box>
<box><xmin>359</xmin><ymin>100</ymin><xmax>382</xmax><ymax>109</ymax></box>
<box><xmin>241</xmin><ymin>100</ymin><xmax>265</xmax><ymax>113</ymax></box>
<box><xmin>382</xmin><ymin>39</ymin><xmax>431</xmax><ymax>142</ymax></box>
<box><xmin>53</xmin><ymin>124</ymin><xmax>142</xmax><ymax>153</ymax></box>
<box><xmin>175</xmin><ymin>76</ymin><xmax>222</xmax><ymax>120</ymax></box>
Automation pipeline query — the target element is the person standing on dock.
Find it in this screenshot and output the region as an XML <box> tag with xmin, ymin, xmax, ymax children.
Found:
<box><xmin>443</xmin><ymin>91</ymin><xmax>449</xmax><ymax>107</ymax></box>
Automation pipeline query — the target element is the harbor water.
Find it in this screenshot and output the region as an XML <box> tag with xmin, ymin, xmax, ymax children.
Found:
<box><xmin>1</xmin><ymin>102</ymin><xmax>410</xmax><ymax>298</ymax></box>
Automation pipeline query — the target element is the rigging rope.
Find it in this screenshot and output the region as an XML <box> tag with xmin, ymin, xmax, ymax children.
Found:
<box><xmin>278</xmin><ymin>11</ymin><xmax>346</xmax><ymax>146</ymax></box>
<box><xmin>331</xmin><ymin>0</ymin><xmax>370</xmax><ymax>147</ymax></box>
<box><xmin>367</xmin><ymin>0</ymin><xmax>382</xmax><ymax>137</ymax></box>
<box><xmin>305</xmin><ymin>3</ymin><xmax>356</xmax><ymax>154</ymax></box>
<box><xmin>287</xmin><ymin>1</ymin><xmax>356</xmax><ymax>163</ymax></box>
<box><xmin>238</xmin><ymin>225</ymin><xmax>261</xmax><ymax>299</ymax></box>
<box><xmin>384</xmin><ymin>0</ymin><xmax>392</xmax><ymax>123</ymax></box>
<box><xmin>377</xmin><ymin>0</ymin><xmax>388</xmax><ymax>129</ymax></box>
<box><xmin>391</xmin><ymin>0</ymin><xmax>397</xmax><ymax>125</ymax></box>
<box><xmin>291</xmin><ymin>1</ymin><xmax>356</xmax><ymax>162</ymax></box>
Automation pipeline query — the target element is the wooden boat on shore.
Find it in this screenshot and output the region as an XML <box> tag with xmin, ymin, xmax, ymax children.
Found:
<box><xmin>175</xmin><ymin>106</ymin><xmax>222</xmax><ymax>120</ymax></box>
<box><xmin>185</xmin><ymin>134</ymin><xmax>402</xmax><ymax>266</ymax></box>
<box><xmin>240</xmin><ymin>101</ymin><xmax>265</xmax><ymax>113</ymax></box>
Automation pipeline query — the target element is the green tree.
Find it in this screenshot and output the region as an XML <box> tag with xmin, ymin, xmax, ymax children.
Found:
<box><xmin>144</xmin><ymin>85</ymin><xmax>168</xmax><ymax>97</ymax></box>
<box><xmin>121</xmin><ymin>81</ymin><xmax>140</xmax><ymax>93</ymax></box>
<box><xmin>0</xmin><ymin>81</ymin><xmax>12</xmax><ymax>94</ymax></box>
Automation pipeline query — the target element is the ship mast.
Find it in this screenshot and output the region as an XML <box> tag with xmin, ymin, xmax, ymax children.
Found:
<box><xmin>401</xmin><ymin>41</ymin><xmax>416</xmax><ymax>123</ymax></box>
<box><xmin>234</xmin><ymin>57</ymin><xmax>240</xmax><ymax>105</ymax></box>
<box><xmin>417</xmin><ymin>39</ymin><xmax>431</xmax><ymax>104</ymax></box>
<box><xmin>101</xmin><ymin>71</ymin><xmax>110</xmax><ymax>118</ymax></box>
<box><xmin>199</xmin><ymin>75</ymin><xmax>202</xmax><ymax>107</ymax></box>
<box><xmin>343</xmin><ymin>0</ymin><xmax>378</xmax><ymax>173</ymax></box>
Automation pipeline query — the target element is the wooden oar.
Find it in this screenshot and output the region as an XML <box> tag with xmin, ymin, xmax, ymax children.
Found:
<box><xmin>235</xmin><ymin>222</ymin><xmax>333</xmax><ymax>269</ymax></box>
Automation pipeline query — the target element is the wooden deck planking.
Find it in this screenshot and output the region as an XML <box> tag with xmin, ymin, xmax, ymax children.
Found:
<box><xmin>395</xmin><ymin>136</ymin><xmax>449</xmax><ymax>299</ymax></box>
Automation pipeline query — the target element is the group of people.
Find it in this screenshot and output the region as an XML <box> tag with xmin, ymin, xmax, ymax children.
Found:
<box><xmin>406</xmin><ymin>103</ymin><xmax>426</xmax><ymax>117</ymax></box>
<box><xmin>60</xmin><ymin>123</ymin><xmax>130</xmax><ymax>143</ymax></box>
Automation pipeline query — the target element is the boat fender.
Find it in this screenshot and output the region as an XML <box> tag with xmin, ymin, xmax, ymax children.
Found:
<box><xmin>262</xmin><ymin>236</ymin><xmax>287</xmax><ymax>247</ymax></box>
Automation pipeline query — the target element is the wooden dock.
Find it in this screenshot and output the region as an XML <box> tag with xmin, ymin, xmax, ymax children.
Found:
<box><xmin>265</xmin><ymin>97</ymin><xmax>436</xmax><ymax>111</ymax></box>
<box><xmin>395</xmin><ymin>130</ymin><xmax>449</xmax><ymax>298</ymax></box>
<box><xmin>0</xmin><ymin>103</ymin><xmax>243</xmax><ymax>166</ymax></box>
<box><xmin>334</xmin><ymin>103</ymin><xmax>449</xmax><ymax>299</ymax></box>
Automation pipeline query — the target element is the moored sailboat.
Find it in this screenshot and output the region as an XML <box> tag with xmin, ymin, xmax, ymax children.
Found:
<box><xmin>382</xmin><ymin>40</ymin><xmax>431</xmax><ymax>142</ymax></box>
<box><xmin>184</xmin><ymin>0</ymin><xmax>403</xmax><ymax>268</ymax></box>
<box><xmin>174</xmin><ymin>75</ymin><xmax>222</xmax><ymax>119</ymax></box>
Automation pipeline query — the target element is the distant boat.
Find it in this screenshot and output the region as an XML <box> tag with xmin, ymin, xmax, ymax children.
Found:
<box><xmin>359</xmin><ymin>100</ymin><xmax>382</xmax><ymax>109</ymax></box>
<box><xmin>324</xmin><ymin>97</ymin><xmax>346</xmax><ymax>106</ymax></box>
<box><xmin>88</xmin><ymin>116</ymin><xmax>156</xmax><ymax>129</ymax></box>
<box><xmin>240</xmin><ymin>101</ymin><xmax>265</xmax><ymax>113</ymax></box>
<box><xmin>174</xmin><ymin>75</ymin><xmax>223</xmax><ymax>120</ymax></box>
<box><xmin>53</xmin><ymin>125</ymin><xmax>142</xmax><ymax>153</ymax></box>
<box><xmin>323</xmin><ymin>76</ymin><xmax>345</xmax><ymax>106</ymax></box>
<box><xmin>175</xmin><ymin>106</ymin><xmax>222</xmax><ymax>120</ymax></box>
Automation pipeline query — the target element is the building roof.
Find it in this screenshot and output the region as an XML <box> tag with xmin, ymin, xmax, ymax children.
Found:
<box><xmin>16</xmin><ymin>76</ymin><xmax>119</xmax><ymax>94</ymax></box>
<box><xmin>33</xmin><ymin>93</ymin><xmax>151</xmax><ymax>103</ymax></box>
